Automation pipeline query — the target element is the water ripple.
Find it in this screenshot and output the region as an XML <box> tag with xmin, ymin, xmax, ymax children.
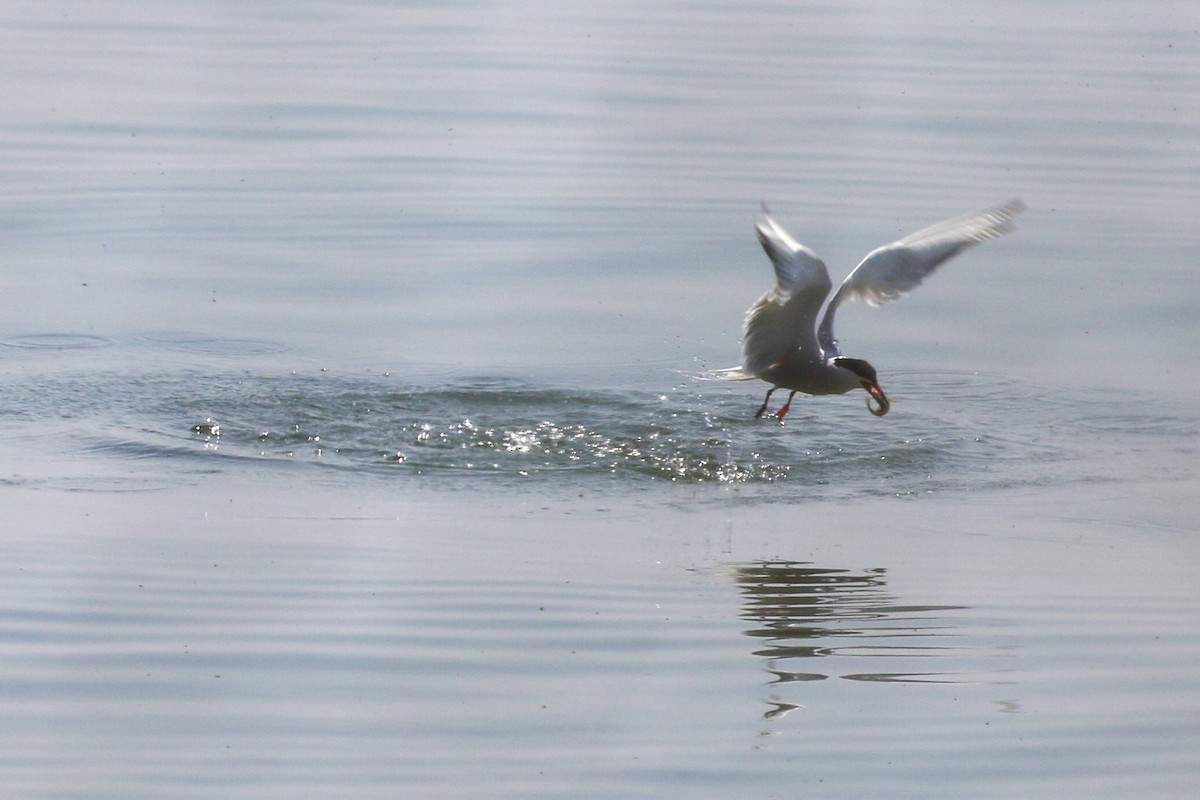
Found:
<box><xmin>0</xmin><ymin>368</ymin><xmax>1190</xmax><ymax>499</ymax></box>
<box><xmin>1</xmin><ymin>333</ymin><xmax>112</xmax><ymax>350</ymax></box>
<box><xmin>734</xmin><ymin>561</ymin><xmax>990</xmax><ymax>691</ymax></box>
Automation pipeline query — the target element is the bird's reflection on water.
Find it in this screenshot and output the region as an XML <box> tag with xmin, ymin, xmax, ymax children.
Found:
<box><xmin>735</xmin><ymin>561</ymin><xmax>972</xmax><ymax>719</ymax></box>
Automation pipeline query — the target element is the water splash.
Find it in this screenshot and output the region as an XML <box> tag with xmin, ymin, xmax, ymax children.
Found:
<box><xmin>1</xmin><ymin>368</ymin><xmax>1186</xmax><ymax>499</ymax></box>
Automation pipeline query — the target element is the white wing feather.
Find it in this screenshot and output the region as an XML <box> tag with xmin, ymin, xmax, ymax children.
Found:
<box><xmin>740</xmin><ymin>205</ymin><xmax>833</xmax><ymax>376</ymax></box>
<box><xmin>817</xmin><ymin>199</ymin><xmax>1025</xmax><ymax>354</ymax></box>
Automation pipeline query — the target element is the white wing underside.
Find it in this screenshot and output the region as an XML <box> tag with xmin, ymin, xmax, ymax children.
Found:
<box><xmin>740</xmin><ymin>206</ymin><xmax>832</xmax><ymax>375</ymax></box>
<box><xmin>816</xmin><ymin>198</ymin><xmax>1026</xmax><ymax>353</ymax></box>
<box><xmin>740</xmin><ymin>199</ymin><xmax>1025</xmax><ymax>374</ymax></box>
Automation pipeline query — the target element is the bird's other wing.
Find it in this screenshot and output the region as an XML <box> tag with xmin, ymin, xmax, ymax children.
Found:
<box><xmin>817</xmin><ymin>198</ymin><xmax>1025</xmax><ymax>354</ymax></box>
<box><xmin>741</xmin><ymin>204</ymin><xmax>834</xmax><ymax>376</ymax></box>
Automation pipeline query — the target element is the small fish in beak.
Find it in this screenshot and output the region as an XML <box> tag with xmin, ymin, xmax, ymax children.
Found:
<box><xmin>864</xmin><ymin>382</ymin><xmax>890</xmax><ymax>416</ymax></box>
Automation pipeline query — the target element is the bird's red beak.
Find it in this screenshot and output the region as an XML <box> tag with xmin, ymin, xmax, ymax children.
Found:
<box><xmin>863</xmin><ymin>381</ymin><xmax>890</xmax><ymax>416</ymax></box>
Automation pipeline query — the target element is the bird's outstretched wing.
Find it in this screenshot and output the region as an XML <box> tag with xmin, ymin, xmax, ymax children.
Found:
<box><xmin>817</xmin><ymin>199</ymin><xmax>1025</xmax><ymax>354</ymax></box>
<box><xmin>741</xmin><ymin>205</ymin><xmax>833</xmax><ymax>376</ymax></box>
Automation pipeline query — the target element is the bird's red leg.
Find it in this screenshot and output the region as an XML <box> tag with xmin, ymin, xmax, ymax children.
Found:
<box><xmin>754</xmin><ymin>388</ymin><xmax>776</xmax><ymax>418</ymax></box>
<box><xmin>775</xmin><ymin>390</ymin><xmax>798</xmax><ymax>419</ymax></box>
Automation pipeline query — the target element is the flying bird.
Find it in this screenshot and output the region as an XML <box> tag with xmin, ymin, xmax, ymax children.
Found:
<box><xmin>712</xmin><ymin>199</ymin><xmax>1025</xmax><ymax>419</ymax></box>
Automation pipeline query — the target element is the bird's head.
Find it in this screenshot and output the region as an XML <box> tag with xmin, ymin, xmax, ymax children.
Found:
<box><xmin>832</xmin><ymin>357</ymin><xmax>890</xmax><ymax>416</ymax></box>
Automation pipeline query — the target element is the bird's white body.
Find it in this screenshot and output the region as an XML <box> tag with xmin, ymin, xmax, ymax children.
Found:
<box><xmin>714</xmin><ymin>199</ymin><xmax>1025</xmax><ymax>418</ymax></box>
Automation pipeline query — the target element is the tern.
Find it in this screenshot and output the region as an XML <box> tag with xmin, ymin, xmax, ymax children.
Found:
<box><xmin>713</xmin><ymin>199</ymin><xmax>1025</xmax><ymax>419</ymax></box>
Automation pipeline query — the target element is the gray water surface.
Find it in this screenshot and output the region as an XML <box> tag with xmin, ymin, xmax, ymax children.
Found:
<box><xmin>2</xmin><ymin>1</ymin><xmax>1199</xmax><ymax>798</ymax></box>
